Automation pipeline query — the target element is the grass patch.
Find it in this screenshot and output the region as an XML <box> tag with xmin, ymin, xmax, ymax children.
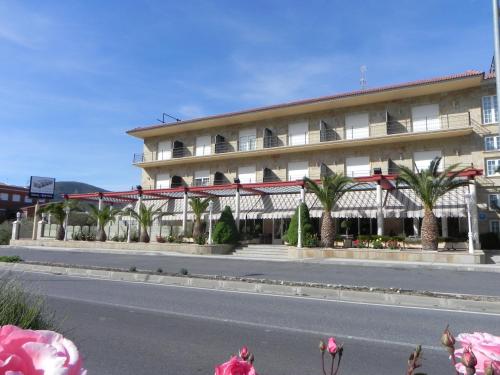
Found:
<box><xmin>0</xmin><ymin>255</ymin><xmax>22</xmax><ymax>263</ymax></box>
<box><xmin>0</xmin><ymin>278</ymin><xmax>56</xmax><ymax>330</ymax></box>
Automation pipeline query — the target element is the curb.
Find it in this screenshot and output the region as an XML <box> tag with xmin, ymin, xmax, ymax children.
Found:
<box><xmin>4</xmin><ymin>245</ymin><xmax>500</xmax><ymax>272</ymax></box>
<box><xmin>1</xmin><ymin>262</ymin><xmax>500</xmax><ymax>314</ymax></box>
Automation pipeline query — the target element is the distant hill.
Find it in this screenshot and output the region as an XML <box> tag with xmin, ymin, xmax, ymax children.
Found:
<box><xmin>53</xmin><ymin>181</ymin><xmax>108</xmax><ymax>201</ymax></box>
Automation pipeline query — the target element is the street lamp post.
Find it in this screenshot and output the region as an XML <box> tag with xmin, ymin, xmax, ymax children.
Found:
<box><xmin>297</xmin><ymin>197</ymin><xmax>303</xmax><ymax>248</ymax></box>
<box><xmin>464</xmin><ymin>193</ymin><xmax>474</xmax><ymax>255</ymax></box>
<box><xmin>208</xmin><ymin>201</ymin><xmax>213</xmax><ymax>245</ymax></box>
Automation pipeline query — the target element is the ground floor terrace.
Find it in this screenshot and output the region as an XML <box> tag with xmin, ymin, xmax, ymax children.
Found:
<box><xmin>61</xmin><ymin>169</ymin><xmax>483</xmax><ymax>249</ymax></box>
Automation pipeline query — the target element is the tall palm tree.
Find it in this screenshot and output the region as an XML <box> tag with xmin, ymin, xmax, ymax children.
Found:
<box><xmin>88</xmin><ymin>205</ymin><xmax>121</xmax><ymax>242</ymax></box>
<box><xmin>39</xmin><ymin>200</ymin><xmax>80</xmax><ymax>240</ymax></box>
<box><xmin>189</xmin><ymin>198</ymin><xmax>211</xmax><ymax>240</ymax></box>
<box><xmin>124</xmin><ymin>203</ymin><xmax>165</xmax><ymax>243</ymax></box>
<box><xmin>397</xmin><ymin>157</ymin><xmax>468</xmax><ymax>250</ymax></box>
<box><xmin>304</xmin><ymin>173</ymin><xmax>353</xmax><ymax>248</ymax></box>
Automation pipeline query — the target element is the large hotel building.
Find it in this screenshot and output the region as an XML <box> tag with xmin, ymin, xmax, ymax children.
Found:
<box><xmin>125</xmin><ymin>70</ymin><xmax>500</xmax><ymax>245</ymax></box>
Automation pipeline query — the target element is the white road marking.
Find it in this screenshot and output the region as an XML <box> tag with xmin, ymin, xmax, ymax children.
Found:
<box><xmin>49</xmin><ymin>294</ymin><xmax>443</xmax><ymax>352</ymax></box>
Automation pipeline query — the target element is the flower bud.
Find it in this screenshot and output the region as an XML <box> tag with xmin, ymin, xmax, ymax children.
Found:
<box><xmin>441</xmin><ymin>326</ymin><xmax>455</xmax><ymax>348</ymax></box>
<box><xmin>484</xmin><ymin>362</ymin><xmax>494</xmax><ymax>375</ymax></box>
<box><xmin>239</xmin><ymin>346</ymin><xmax>249</xmax><ymax>360</ymax></box>
<box><xmin>462</xmin><ymin>346</ymin><xmax>478</xmax><ymax>369</ymax></box>
<box><xmin>328</xmin><ymin>337</ymin><xmax>338</xmax><ymax>355</ymax></box>
<box><xmin>319</xmin><ymin>340</ymin><xmax>326</xmax><ymax>353</ymax></box>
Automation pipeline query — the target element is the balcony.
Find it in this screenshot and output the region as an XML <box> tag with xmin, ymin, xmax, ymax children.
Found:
<box><xmin>132</xmin><ymin>112</ymin><xmax>472</xmax><ymax>165</ymax></box>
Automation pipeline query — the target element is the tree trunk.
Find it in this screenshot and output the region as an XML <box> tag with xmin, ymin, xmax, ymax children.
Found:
<box><xmin>97</xmin><ymin>227</ymin><xmax>107</xmax><ymax>242</ymax></box>
<box><xmin>421</xmin><ymin>208</ymin><xmax>438</xmax><ymax>250</ymax></box>
<box><xmin>192</xmin><ymin>217</ymin><xmax>201</xmax><ymax>240</ymax></box>
<box><xmin>56</xmin><ymin>225</ymin><xmax>65</xmax><ymax>241</ymax></box>
<box><xmin>321</xmin><ymin>211</ymin><xmax>335</xmax><ymax>248</ymax></box>
<box><xmin>140</xmin><ymin>227</ymin><xmax>150</xmax><ymax>243</ymax></box>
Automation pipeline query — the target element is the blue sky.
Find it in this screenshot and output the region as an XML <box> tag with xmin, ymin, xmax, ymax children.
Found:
<box><xmin>0</xmin><ymin>0</ymin><xmax>493</xmax><ymax>190</ymax></box>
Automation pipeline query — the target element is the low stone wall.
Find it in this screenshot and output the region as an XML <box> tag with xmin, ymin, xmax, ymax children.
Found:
<box><xmin>9</xmin><ymin>239</ymin><xmax>235</xmax><ymax>255</ymax></box>
<box><xmin>288</xmin><ymin>247</ymin><xmax>485</xmax><ymax>264</ymax></box>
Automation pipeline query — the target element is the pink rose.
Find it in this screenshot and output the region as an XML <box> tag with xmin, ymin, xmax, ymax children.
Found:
<box><xmin>328</xmin><ymin>337</ymin><xmax>338</xmax><ymax>355</ymax></box>
<box><xmin>214</xmin><ymin>356</ymin><xmax>257</xmax><ymax>375</ymax></box>
<box><xmin>0</xmin><ymin>325</ymin><xmax>87</xmax><ymax>375</ymax></box>
<box><xmin>454</xmin><ymin>332</ymin><xmax>500</xmax><ymax>374</ymax></box>
<box><xmin>239</xmin><ymin>346</ymin><xmax>249</xmax><ymax>360</ymax></box>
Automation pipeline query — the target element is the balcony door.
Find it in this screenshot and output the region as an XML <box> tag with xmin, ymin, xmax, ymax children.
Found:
<box><xmin>238</xmin><ymin>165</ymin><xmax>256</xmax><ymax>183</ymax></box>
<box><xmin>157</xmin><ymin>140</ymin><xmax>172</xmax><ymax>161</ymax></box>
<box><xmin>288</xmin><ymin>161</ymin><xmax>309</xmax><ymax>181</ymax></box>
<box><xmin>346</xmin><ymin>156</ymin><xmax>370</xmax><ymax>177</ymax></box>
<box><xmin>413</xmin><ymin>150</ymin><xmax>443</xmax><ymax>172</ymax></box>
<box><xmin>239</xmin><ymin>128</ymin><xmax>256</xmax><ymax>151</ymax></box>
<box><xmin>196</xmin><ymin>135</ymin><xmax>211</xmax><ymax>156</ymax></box>
<box><xmin>411</xmin><ymin>104</ymin><xmax>441</xmax><ymax>132</ymax></box>
<box><xmin>156</xmin><ymin>173</ymin><xmax>170</xmax><ymax>189</ymax></box>
<box><xmin>345</xmin><ymin>113</ymin><xmax>369</xmax><ymax>140</ymax></box>
<box><xmin>288</xmin><ymin>122</ymin><xmax>309</xmax><ymax>146</ymax></box>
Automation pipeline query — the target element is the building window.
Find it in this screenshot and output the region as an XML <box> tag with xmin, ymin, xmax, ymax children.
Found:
<box><xmin>24</xmin><ymin>196</ymin><xmax>32</xmax><ymax>203</ymax></box>
<box><xmin>288</xmin><ymin>122</ymin><xmax>309</xmax><ymax>146</ymax></box>
<box><xmin>489</xmin><ymin>194</ymin><xmax>500</xmax><ymax>210</ymax></box>
<box><xmin>12</xmin><ymin>194</ymin><xmax>21</xmax><ymax>202</ymax></box>
<box><xmin>485</xmin><ymin>136</ymin><xmax>500</xmax><ymax>151</ymax></box>
<box><xmin>239</xmin><ymin>129</ymin><xmax>256</xmax><ymax>151</ymax></box>
<box><xmin>490</xmin><ymin>220</ymin><xmax>500</xmax><ymax>234</ymax></box>
<box><xmin>413</xmin><ymin>150</ymin><xmax>443</xmax><ymax>172</ymax></box>
<box><xmin>195</xmin><ymin>135</ymin><xmax>211</xmax><ymax>156</ymax></box>
<box><xmin>483</xmin><ymin>96</ymin><xmax>499</xmax><ymax>124</ymax></box>
<box><xmin>287</xmin><ymin>161</ymin><xmax>309</xmax><ymax>181</ymax></box>
<box><xmin>0</xmin><ymin>193</ymin><xmax>8</xmax><ymax>201</ymax></box>
<box><xmin>345</xmin><ymin>113</ymin><xmax>369</xmax><ymax>140</ymax></box>
<box><xmin>194</xmin><ymin>170</ymin><xmax>210</xmax><ymax>186</ymax></box>
<box><xmin>238</xmin><ymin>165</ymin><xmax>256</xmax><ymax>183</ymax></box>
<box><xmin>345</xmin><ymin>156</ymin><xmax>370</xmax><ymax>177</ymax></box>
<box><xmin>486</xmin><ymin>159</ymin><xmax>500</xmax><ymax>176</ymax></box>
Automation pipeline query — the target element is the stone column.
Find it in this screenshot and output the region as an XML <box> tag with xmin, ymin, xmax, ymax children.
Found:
<box><xmin>300</xmin><ymin>185</ymin><xmax>305</xmax><ymax>202</ymax></box>
<box><xmin>182</xmin><ymin>190</ymin><xmax>188</xmax><ymax>235</ymax></box>
<box><xmin>36</xmin><ymin>217</ymin><xmax>46</xmax><ymax>239</ymax></box>
<box><xmin>31</xmin><ymin>200</ymin><xmax>39</xmax><ymax>240</ymax></box>
<box><xmin>136</xmin><ymin>194</ymin><xmax>143</xmax><ymax>239</ymax></box>
<box><xmin>11</xmin><ymin>213</ymin><xmax>21</xmax><ymax>241</ymax></box>
<box><xmin>469</xmin><ymin>180</ymin><xmax>480</xmax><ymax>249</ymax></box>
<box><xmin>413</xmin><ymin>217</ymin><xmax>419</xmax><ymax>236</ymax></box>
<box><xmin>441</xmin><ymin>216</ymin><xmax>448</xmax><ymax>238</ymax></box>
<box><xmin>235</xmin><ymin>188</ymin><xmax>240</xmax><ymax>230</ymax></box>
<box><xmin>376</xmin><ymin>183</ymin><xmax>384</xmax><ymax>236</ymax></box>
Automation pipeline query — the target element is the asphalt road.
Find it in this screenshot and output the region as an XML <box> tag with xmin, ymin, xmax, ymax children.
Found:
<box><xmin>6</xmin><ymin>270</ymin><xmax>500</xmax><ymax>374</ymax></box>
<box><xmin>3</xmin><ymin>246</ymin><xmax>500</xmax><ymax>296</ymax></box>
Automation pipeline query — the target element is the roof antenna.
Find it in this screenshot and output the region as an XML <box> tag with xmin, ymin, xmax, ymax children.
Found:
<box><xmin>156</xmin><ymin>113</ymin><xmax>181</xmax><ymax>123</ymax></box>
<box><xmin>360</xmin><ymin>65</ymin><xmax>367</xmax><ymax>90</ymax></box>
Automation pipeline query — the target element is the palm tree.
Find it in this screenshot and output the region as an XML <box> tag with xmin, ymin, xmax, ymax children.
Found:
<box><xmin>39</xmin><ymin>200</ymin><xmax>80</xmax><ymax>240</ymax></box>
<box><xmin>189</xmin><ymin>198</ymin><xmax>211</xmax><ymax>240</ymax></box>
<box><xmin>397</xmin><ymin>157</ymin><xmax>468</xmax><ymax>250</ymax></box>
<box><xmin>304</xmin><ymin>173</ymin><xmax>353</xmax><ymax>248</ymax></box>
<box><xmin>88</xmin><ymin>205</ymin><xmax>121</xmax><ymax>242</ymax></box>
<box><xmin>124</xmin><ymin>203</ymin><xmax>165</xmax><ymax>243</ymax></box>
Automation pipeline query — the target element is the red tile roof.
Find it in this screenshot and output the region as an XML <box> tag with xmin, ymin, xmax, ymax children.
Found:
<box><xmin>127</xmin><ymin>70</ymin><xmax>485</xmax><ymax>134</ymax></box>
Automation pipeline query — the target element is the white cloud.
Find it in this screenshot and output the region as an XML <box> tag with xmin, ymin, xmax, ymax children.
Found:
<box><xmin>178</xmin><ymin>104</ymin><xmax>205</xmax><ymax>119</ymax></box>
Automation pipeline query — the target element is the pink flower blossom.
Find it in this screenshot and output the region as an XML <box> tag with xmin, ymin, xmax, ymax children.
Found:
<box><xmin>0</xmin><ymin>325</ymin><xmax>87</xmax><ymax>375</ymax></box>
<box><xmin>214</xmin><ymin>356</ymin><xmax>257</xmax><ymax>375</ymax></box>
<box><xmin>454</xmin><ymin>332</ymin><xmax>500</xmax><ymax>374</ymax></box>
<box><xmin>328</xmin><ymin>337</ymin><xmax>338</xmax><ymax>355</ymax></box>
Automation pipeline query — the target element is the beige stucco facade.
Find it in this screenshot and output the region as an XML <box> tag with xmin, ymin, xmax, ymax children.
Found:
<box><xmin>128</xmin><ymin>72</ymin><xmax>500</xmax><ymax>237</ymax></box>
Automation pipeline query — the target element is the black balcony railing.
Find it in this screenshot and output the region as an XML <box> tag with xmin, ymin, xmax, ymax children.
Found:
<box><xmin>320</xmin><ymin>129</ymin><xmax>339</xmax><ymax>142</ymax></box>
<box><xmin>215</xmin><ymin>142</ymin><xmax>232</xmax><ymax>154</ymax></box>
<box><xmin>263</xmin><ymin>135</ymin><xmax>281</xmax><ymax>148</ymax></box>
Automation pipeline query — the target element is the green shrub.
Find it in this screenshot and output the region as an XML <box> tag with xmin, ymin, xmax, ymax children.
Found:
<box><xmin>304</xmin><ymin>233</ymin><xmax>319</xmax><ymax>247</ymax></box>
<box><xmin>129</xmin><ymin>266</ymin><xmax>137</xmax><ymax>272</ymax></box>
<box><xmin>286</xmin><ymin>203</ymin><xmax>314</xmax><ymax>246</ymax></box>
<box><xmin>480</xmin><ymin>232</ymin><xmax>500</xmax><ymax>250</ymax></box>
<box><xmin>213</xmin><ymin>206</ymin><xmax>239</xmax><ymax>244</ymax></box>
<box><xmin>0</xmin><ymin>279</ymin><xmax>56</xmax><ymax>330</ymax></box>
<box><xmin>340</xmin><ymin>220</ymin><xmax>352</xmax><ymax>235</ymax></box>
<box><xmin>194</xmin><ymin>235</ymin><xmax>206</xmax><ymax>245</ymax></box>
<box><xmin>0</xmin><ymin>222</ymin><xmax>12</xmax><ymax>245</ymax></box>
<box><xmin>0</xmin><ymin>256</ymin><xmax>22</xmax><ymax>263</ymax></box>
